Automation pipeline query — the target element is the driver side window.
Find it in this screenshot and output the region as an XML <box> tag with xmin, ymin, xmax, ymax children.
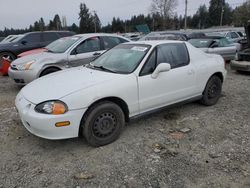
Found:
<box><xmin>74</xmin><ymin>37</ymin><xmax>101</xmax><ymax>54</ymax></box>
<box><xmin>140</xmin><ymin>49</ymin><xmax>156</xmax><ymax>76</ymax></box>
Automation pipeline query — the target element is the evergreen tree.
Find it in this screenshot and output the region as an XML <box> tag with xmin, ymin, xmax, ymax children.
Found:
<box><xmin>53</xmin><ymin>14</ymin><xmax>62</xmax><ymax>30</ymax></box>
<box><xmin>33</xmin><ymin>21</ymin><xmax>40</xmax><ymax>31</ymax></box>
<box><xmin>79</xmin><ymin>3</ymin><xmax>92</xmax><ymax>33</ymax></box>
<box><xmin>208</xmin><ymin>0</ymin><xmax>224</xmax><ymax>26</ymax></box>
<box><xmin>70</xmin><ymin>23</ymin><xmax>79</xmax><ymax>33</ymax></box>
<box><xmin>39</xmin><ymin>17</ymin><xmax>45</xmax><ymax>31</ymax></box>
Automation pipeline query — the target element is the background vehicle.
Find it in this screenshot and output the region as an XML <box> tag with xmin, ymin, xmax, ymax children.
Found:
<box><xmin>8</xmin><ymin>33</ymin><xmax>130</xmax><ymax>85</ymax></box>
<box><xmin>17</xmin><ymin>48</ymin><xmax>47</xmax><ymax>58</ymax></box>
<box><xmin>189</xmin><ymin>36</ymin><xmax>239</xmax><ymax>61</ymax></box>
<box><xmin>140</xmin><ymin>32</ymin><xmax>187</xmax><ymax>41</ymax></box>
<box><xmin>187</xmin><ymin>32</ymin><xmax>206</xmax><ymax>39</ymax></box>
<box><xmin>0</xmin><ymin>31</ymin><xmax>74</xmax><ymax>62</ymax></box>
<box><xmin>231</xmin><ymin>24</ymin><xmax>250</xmax><ymax>72</ymax></box>
<box><xmin>15</xmin><ymin>41</ymin><xmax>226</xmax><ymax>146</ymax></box>
<box><xmin>206</xmin><ymin>31</ymin><xmax>244</xmax><ymax>43</ymax></box>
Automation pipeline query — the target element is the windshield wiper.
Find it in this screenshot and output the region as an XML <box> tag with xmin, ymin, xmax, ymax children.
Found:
<box><xmin>45</xmin><ymin>48</ymin><xmax>54</xmax><ymax>53</ymax></box>
<box><xmin>89</xmin><ymin>63</ymin><xmax>116</xmax><ymax>73</ymax></box>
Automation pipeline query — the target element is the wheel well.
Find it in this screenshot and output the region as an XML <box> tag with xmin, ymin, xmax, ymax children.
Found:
<box><xmin>0</xmin><ymin>51</ymin><xmax>17</xmax><ymax>59</ymax></box>
<box><xmin>88</xmin><ymin>97</ymin><xmax>130</xmax><ymax>122</ymax></box>
<box><xmin>78</xmin><ymin>97</ymin><xmax>130</xmax><ymax>137</ymax></box>
<box><xmin>39</xmin><ymin>66</ymin><xmax>61</xmax><ymax>77</ymax></box>
<box><xmin>211</xmin><ymin>72</ymin><xmax>224</xmax><ymax>83</ymax></box>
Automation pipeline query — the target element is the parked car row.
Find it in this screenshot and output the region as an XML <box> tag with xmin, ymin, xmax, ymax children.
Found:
<box><xmin>0</xmin><ymin>31</ymin><xmax>75</xmax><ymax>61</ymax></box>
<box><xmin>8</xmin><ymin>33</ymin><xmax>129</xmax><ymax>85</ymax></box>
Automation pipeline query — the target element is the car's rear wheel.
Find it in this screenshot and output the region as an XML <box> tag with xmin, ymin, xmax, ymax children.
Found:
<box><xmin>40</xmin><ymin>67</ymin><xmax>60</xmax><ymax>77</ymax></box>
<box><xmin>82</xmin><ymin>101</ymin><xmax>125</xmax><ymax>147</ymax></box>
<box><xmin>200</xmin><ymin>75</ymin><xmax>222</xmax><ymax>106</ymax></box>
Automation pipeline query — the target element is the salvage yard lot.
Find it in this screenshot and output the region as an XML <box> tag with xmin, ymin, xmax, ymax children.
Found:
<box><xmin>0</xmin><ymin>66</ymin><xmax>250</xmax><ymax>188</ymax></box>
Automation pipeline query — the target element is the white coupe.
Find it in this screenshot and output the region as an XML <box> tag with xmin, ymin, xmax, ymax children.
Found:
<box><xmin>15</xmin><ymin>41</ymin><xmax>227</xmax><ymax>146</ymax></box>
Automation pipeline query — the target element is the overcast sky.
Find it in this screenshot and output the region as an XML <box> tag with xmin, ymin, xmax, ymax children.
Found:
<box><xmin>0</xmin><ymin>0</ymin><xmax>246</xmax><ymax>30</ymax></box>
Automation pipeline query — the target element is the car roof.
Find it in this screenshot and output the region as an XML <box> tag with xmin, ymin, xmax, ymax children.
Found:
<box><xmin>125</xmin><ymin>40</ymin><xmax>185</xmax><ymax>46</ymax></box>
<box><xmin>190</xmin><ymin>36</ymin><xmax>224</xmax><ymax>40</ymax></box>
<box><xmin>23</xmin><ymin>31</ymin><xmax>74</xmax><ymax>35</ymax></box>
<box><xmin>75</xmin><ymin>33</ymin><xmax>125</xmax><ymax>38</ymax></box>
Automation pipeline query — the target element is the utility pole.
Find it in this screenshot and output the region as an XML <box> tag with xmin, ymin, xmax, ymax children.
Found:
<box><xmin>93</xmin><ymin>11</ymin><xmax>97</xmax><ymax>33</ymax></box>
<box><xmin>220</xmin><ymin>1</ymin><xmax>224</xmax><ymax>26</ymax></box>
<box><xmin>184</xmin><ymin>0</ymin><xmax>188</xmax><ymax>30</ymax></box>
<box><xmin>152</xmin><ymin>15</ymin><xmax>155</xmax><ymax>31</ymax></box>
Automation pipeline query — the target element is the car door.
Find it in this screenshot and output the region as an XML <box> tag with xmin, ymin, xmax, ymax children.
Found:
<box><xmin>68</xmin><ymin>37</ymin><xmax>105</xmax><ymax>67</ymax></box>
<box><xmin>17</xmin><ymin>33</ymin><xmax>42</xmax><ymax>54</ymax></box>
<box><xmin>138</xmin><ymin>43</ymin><xmax>197</xmax><ymax>113</ymax></box>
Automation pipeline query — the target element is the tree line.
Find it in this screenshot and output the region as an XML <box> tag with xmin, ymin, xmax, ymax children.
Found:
<box><xmin>0</xmin><ymin>0</ymin><xmax>249</xmax><ymax>37</ymax></box>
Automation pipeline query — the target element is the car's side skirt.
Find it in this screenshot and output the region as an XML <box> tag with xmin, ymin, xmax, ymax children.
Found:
<box><xmin>129</xmin><ymin>95</ymin><xmax>202</xmax><ymax>121</ymax></box>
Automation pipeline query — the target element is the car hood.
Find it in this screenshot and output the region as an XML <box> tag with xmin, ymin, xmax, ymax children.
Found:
<box><xmin>18</xmin><ymin>48</ymin><xmax>47</xmax><ymax>58</ymax></box>
<box><xmin>20</xmin><ymin>67</ymin><xmax>124</xmax><ymax>104</ymax></box>
<box><xmin>12</xmin><ymin>52</ymin><xmax>65</xmax><ymax>65</ymax></box>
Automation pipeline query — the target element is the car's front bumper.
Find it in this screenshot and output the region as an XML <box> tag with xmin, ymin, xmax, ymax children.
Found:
<box><xmin>231</xmin><ymin>60</ymin><xmax>250</xmax><ymax>72</ymax></box>
<box><xmin>15</xmin><ymin>93</ymin><xmax>87</xmax><ymax>140</ymax></box>
<box><xmin>8</xmin><ymin>67</ymin><xmax>38</xmax><ymax>85</ymax></box>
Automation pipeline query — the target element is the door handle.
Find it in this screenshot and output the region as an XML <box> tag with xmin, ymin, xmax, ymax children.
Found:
<box><xmin>188</xmin><ymin>70</ymin><xmax>194</xmax><ymax>75</ymax></box>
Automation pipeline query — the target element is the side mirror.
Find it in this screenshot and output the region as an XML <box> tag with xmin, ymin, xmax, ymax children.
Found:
<box><xmin>21</xmin><ymin>40</ymin><xmax>27</xmax><ymax>45</ymax></box>
<box><xmin>151</xmin><ymin>63</ymin><xmax>171</xmax><ymax>79</ymax></box>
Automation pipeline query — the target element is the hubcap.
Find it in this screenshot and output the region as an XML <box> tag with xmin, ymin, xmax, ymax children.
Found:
<box><xmin>208</xmin><ymin>83</ymin><xmax>219</xmax><ymax>99</ymax></box>
<box><xmin>92</xmin><ymin>112</ymin><xmax>117</xmax><ymax>138</ymax></box>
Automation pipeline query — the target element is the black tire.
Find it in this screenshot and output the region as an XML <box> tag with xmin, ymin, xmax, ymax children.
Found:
<box><xmin>200</xmin><ymin>75</ymin><xmax>222</xmax><ymax>106</ymax></box>
<box><xmin>82</xmin><ymin>101</ymin><xmax>125</xmax><ymax>147</ymax></box>
<box><xmin>40</xmin><ymin>67</ymin><xmax>60</xmax><ymax>77</ymax></box>
<box><xmin>0</xmin><ymin>52</ymin><xmax>16</xmax><ymax>62</ymax></box>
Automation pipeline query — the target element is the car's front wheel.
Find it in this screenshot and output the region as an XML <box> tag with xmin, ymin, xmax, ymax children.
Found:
<box><xmin>82</xmin><ymin>101</ymin><xmax>125</xmax><ymax>147</ymax></box>
<box><xmin>200</xmin><ymin>75</ymin><xmax>222</xmax><ymax>106</ymax></box>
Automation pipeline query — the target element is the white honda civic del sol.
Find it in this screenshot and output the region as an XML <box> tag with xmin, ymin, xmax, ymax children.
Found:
<box><xmin>15</xmin><ymin>41</ymin><xmax>227</xmax><ymax>146</ymax></box>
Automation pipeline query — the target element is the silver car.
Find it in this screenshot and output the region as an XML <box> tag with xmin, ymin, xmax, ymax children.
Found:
<box><xmin>189</xmin><ymin>37</ymin><xmax>239</xmax><ymax>61</ymax></box>
<box><xmin>8</xmin><ymin>33</ymin><xmax>129</xmax><ymax>85</ymax></box>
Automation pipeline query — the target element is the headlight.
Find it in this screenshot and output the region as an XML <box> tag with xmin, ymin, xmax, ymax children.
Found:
<box><xmin>35</xmin><ymin>101</ymin><xmax>68</xmax><ymax>115</ymax></box>
<box><xmin>16</xmin><ymin>60</ymin><xmax>35</xmax><ymax>70</ymax></box>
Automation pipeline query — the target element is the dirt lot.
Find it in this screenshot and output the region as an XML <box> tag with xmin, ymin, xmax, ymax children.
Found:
<box><xmin>0</xmin><ymin>67</ymin><xmax>250</xmax><ymax>188</ymax></box>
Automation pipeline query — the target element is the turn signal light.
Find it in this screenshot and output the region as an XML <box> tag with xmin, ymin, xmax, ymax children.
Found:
<box><xmin>55</xmin><ymin>121</ymin><xmax>70</xmax><ymax>127</ymax></box>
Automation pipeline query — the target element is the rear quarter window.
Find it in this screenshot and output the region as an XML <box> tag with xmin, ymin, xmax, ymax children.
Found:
<box><xmin>43</xmin><ymin>33</ymin><xmax>59</xmax><ymax>42</ymax></box>
<box><xmin>157</xmin><ymin>43</ymin><xmax>189</xmax><ymax>69</ymax></box>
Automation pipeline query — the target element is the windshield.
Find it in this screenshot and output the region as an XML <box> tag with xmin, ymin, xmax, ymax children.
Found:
<box><xmin>46</xmin><ymin>36</ymin><xmax>80</xmax><ymax>53</ymax></box>
<box><xmin>189</xmin><ymin>39</ymin><xmax>212</xmax><ymax>48</ymax></box>
<box><xmin>1</xmin><ymin>35</ymin><xmax>24</xmax><ymax>43</ymax></box>
<box><xmin>89</xmin><ymin>44</ymin><xmax>151</xmax><ymax>74</ymax></box>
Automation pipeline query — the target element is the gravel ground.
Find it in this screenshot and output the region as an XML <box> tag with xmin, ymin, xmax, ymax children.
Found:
<box><xmin>0</xmin><ymin>66</ymin><xmax>250</xmax><ymax>188</ymax></box>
